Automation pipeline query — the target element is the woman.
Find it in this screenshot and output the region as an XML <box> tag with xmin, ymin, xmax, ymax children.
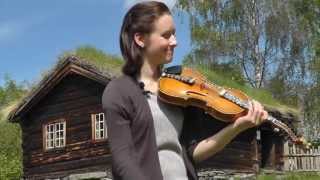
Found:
<box><xmin>102</xmin><ymin>1</ymin><xmax>268</xmax><ymax>180</ymax></box>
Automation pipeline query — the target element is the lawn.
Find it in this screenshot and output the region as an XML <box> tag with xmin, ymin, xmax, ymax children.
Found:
<box><xmin>257</xmin><ymin>172</ymin><xmax>320</xmax><ymax>180</ymax></box>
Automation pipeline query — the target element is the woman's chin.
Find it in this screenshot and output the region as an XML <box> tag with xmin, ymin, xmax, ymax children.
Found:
<box><xmin>164</xmin><ymin>59</ymin><xmax>172</xmax><ymax>65</ymax></box>
<box><xmin>158</xmin><ymin>56</ymin><xmax>173</xmax><ymax>65</ymax></box>
<box><xmin>166</xmin><ymin>56</ymin><xmax>173</xmax><ymax>63</ymax></box>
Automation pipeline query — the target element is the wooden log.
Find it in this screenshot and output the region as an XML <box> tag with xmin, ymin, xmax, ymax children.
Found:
<box><xmin>24</xmin><ymin>154</ymin><xmax>112</xmax><ymax>179</ymax></box>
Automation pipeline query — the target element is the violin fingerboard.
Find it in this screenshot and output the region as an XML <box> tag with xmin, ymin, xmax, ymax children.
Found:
<box><xmin>220</xmin><ymin>89</ymin><xmax>299</xmax><ymax>143</ymax></box>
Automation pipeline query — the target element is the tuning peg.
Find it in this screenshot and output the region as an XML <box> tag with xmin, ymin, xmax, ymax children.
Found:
<box><xmin>188</xmin><ymin>78</ymin><xmax>195</xmax><ymax>84</ymax></box>
<box><xmin>273</xmin><ymin>128</ymin><xmax>280</xmax><ymax>133</ymax></box>
<box><xmin>183</xmin><ymin>77</ymin><xmax>186</xmax><ymax>81</ymax></box>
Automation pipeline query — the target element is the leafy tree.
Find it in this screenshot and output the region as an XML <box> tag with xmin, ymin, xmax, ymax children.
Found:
<box><xmin>291</xmin><ymin>0</ymin><xmax>320</xmax><ymax>139</ymax></box>
<box><xmin>0</xmin><ymin>75</ymin><xmax>27</xmax><ymax>108</ymax></box>
<box><xmin>178</xmin><ymin>0</ymin><xmax>320</xmax><ymax>139</ymax></box>
<box><xmin>178</xmin><ymin>0</ymin><xmax>314</xmax><ymax>89</ymax></box>
<box><xmin>0</xmin><ymin>76</ymin><xmax>25</xmax><ymax>179</ymax></box>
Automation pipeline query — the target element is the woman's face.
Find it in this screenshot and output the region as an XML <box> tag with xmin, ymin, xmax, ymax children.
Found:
<box><xmin>143</xmin><ymin>14</ymin><xmax>177</xmax><ymax>65</ymax></box>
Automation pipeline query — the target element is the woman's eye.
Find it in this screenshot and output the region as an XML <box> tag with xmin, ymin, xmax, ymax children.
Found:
<box><xmin>162</xmin><ymin>33</ymin><xmax>171</xmax><ymax>39</ymax></box>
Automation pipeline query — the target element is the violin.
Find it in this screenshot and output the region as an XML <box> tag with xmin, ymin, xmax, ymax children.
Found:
<box><xmin>158</xmin><ymin>66</ymin><xmax>304</xmax><ymax>145</ymax></box>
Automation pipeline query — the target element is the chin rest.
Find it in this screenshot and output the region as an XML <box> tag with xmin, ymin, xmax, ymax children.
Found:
<box><xmin>163</xmin><ymin>65</ymin><xmax>182</xmax><ymax>75</ymax></box>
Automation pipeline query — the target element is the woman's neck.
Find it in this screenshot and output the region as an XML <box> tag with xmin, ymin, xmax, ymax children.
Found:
<box><xmin>138</xmin><ymin>60</ymin><xmax>161</xmax><ymax>83</ymax></box>
<box><xmin>137</xmin><ymin>60</ymin><xmax>162</xmax><ymax>93</ymax></box>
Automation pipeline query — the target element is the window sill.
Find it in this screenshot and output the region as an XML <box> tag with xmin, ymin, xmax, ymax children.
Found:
<box><xmin>44</xmin><ymin>146</ymin><xmax>66</xmax><ymax>153</ymax></box>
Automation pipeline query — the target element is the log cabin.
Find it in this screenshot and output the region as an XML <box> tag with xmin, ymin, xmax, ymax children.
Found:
<box><xmin>8</xmin><ymin>56</ymin><xmax>300</xmax><ymax>179</ymax></box>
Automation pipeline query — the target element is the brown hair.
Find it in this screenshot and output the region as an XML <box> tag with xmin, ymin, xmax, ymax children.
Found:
<box><xmin>120</xmin><ymin>1</ymin><xmax>171</xmax><ymax>77</ymax></box>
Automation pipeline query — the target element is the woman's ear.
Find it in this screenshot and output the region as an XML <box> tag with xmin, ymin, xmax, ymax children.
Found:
<box><xmin>134</xmin><ymin>32</ymin><xmax>145</xmax><ymax>48</ymax></box>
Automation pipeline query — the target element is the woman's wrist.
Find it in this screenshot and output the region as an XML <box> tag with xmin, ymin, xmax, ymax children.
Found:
<box><xmin>232</xmin><ymin>121</ymin><xmax>252</xmax><ymax>133</ymax></box>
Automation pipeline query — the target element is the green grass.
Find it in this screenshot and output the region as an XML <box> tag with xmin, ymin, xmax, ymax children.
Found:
<box><xmin>60</xmin><ymin>45</ymin><xmax>124</xmax><ymax>76</ymax></box>
<box><xmin>258</xmin><ymin>172</ymin><xmax>320</xmax><ymax>180</ymax></box>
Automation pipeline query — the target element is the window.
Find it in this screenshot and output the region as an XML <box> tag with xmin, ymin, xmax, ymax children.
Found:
<box><xmin>92</xmin><ymin>113</ymin><xmax>107</xmax><ymax>140</ymax></box>
<box><xmin>44</xmin><ymin>121</ymin><xmax>66</xmax><ymax>150</ymax></box>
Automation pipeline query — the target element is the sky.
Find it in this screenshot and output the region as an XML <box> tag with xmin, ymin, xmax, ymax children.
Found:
<box><xmin>0</xmin><ymin>0</ymin><xmax>191</xmax><ymax>86</ymax></box>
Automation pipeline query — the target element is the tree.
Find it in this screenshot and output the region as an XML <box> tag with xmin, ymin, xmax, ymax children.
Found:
<box><xmin>178</xmin><ymin>0</ymin><xmax>314</xmax><ymax>89</ymax></box>
<box><xmin>177</xmin><ymin>0</ymin><xmax>320</xmax><ymax>139</ymax></box>
<box><xmin>0</xmin><ymin>75</ymin><xmax>25</xmax><ymax>179</ymax></box>
<box><xmin>0</xmin><ymin>75</ymin><xmax>27</xmax><ymax>108</ymax></box>
<box><xmin>291</xmin><ymin>0</ymin><xmax>320</xmax><ymax>139</ymax></box>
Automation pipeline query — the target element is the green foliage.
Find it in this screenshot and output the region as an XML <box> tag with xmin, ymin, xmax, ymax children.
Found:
<box><xmin>0</xmin><ymin>120</ymin><xmax>22</xmax><ymax>179</ymax></box>
<box><xmin>0</xmin><ymin>77</ymin><xmax>24</xmax><ymax>179</ymax></box>
<box><xmin>0</xmin><ymin>75</ymin><xmax>27</xmax><ymax>108</ymax></box>
<box><xmin>266</xmin><ymin>76</ymin><xmax>299</xmax><ymax>107</ymax></box>
<box><xmin>179</xmin><ymin>0</ymin><xmax>320</xmax><ymax>138</ymax></box>
<box><xmin>178</xmin><ymin>0</ymin><xmax>318</xmax><ymax>88</ymax></box>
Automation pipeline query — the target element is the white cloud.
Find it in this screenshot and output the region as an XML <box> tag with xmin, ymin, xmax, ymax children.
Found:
<box><xmin>124</xmin><ymin>0</ymin><xmax>177</xmax><ymax>10</ymax></box>
<box><xmin>0</xmin><ymin>16</ymin><xmax>47</xmax><ymax>44</ymax></box>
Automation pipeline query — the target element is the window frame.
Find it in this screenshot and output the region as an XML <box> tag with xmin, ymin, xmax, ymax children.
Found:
<box><xmin>91</xmin><ymin>112</ymin><xmax>107</xmax><ymax>141</ymax></box>
<box><xmin>43</xmin><ymin>119</ymin><xmax>66</xmax><ymax>151</ymax></box>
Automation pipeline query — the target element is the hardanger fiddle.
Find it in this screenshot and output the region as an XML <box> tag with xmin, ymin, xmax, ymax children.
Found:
<box><xmin>158</xmin><ymin>65</ymin><xmax>304</xmax><ymax>145</ymax></box>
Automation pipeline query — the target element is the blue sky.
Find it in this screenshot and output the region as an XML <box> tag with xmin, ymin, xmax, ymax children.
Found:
<box><xmin>0</xmin><ymin>0</ymin><xmax>191</xmax><ymax>86</ymax></box>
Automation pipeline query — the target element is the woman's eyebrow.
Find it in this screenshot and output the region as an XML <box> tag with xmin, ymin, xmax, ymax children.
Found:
<box><xmin>163</xmin><ymin>28</ymin><xmax>176</xmax><ymax>34</ymax></box>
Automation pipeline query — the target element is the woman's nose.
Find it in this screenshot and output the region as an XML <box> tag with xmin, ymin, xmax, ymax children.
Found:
<box><xmin>169</xmin><ymin>34</ymin><xmax>177</xmax><ymax>47</ymax></box>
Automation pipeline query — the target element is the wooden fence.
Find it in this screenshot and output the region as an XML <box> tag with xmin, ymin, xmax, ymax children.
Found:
<box><xmin>283</xmin><ymin>141</ymin><xmax>320</xmax><ymax>171</ymax></box>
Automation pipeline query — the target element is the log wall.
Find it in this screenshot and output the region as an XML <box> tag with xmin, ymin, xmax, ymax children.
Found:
<box><xmin>20</xmin><ymin>74</ymin><xmax>110</xmax><ymax>179</ymax></box>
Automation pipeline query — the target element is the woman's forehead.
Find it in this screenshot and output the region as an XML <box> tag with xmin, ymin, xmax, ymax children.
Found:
<box><xmin>152</xmin><ymin>14</ymin><xmax>175</xmax><ymax>32</ymax></box>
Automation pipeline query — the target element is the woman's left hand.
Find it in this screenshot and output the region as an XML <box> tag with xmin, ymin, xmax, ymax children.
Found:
<box><xmin>192</xmin><ymin>100</ymin><xmax>268</xmax><ymax>163</ymax></box>
<box><xmin>233</xmin><ymin>100</ymin><xmax>268</xmax><ymax>132</ymax></box>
